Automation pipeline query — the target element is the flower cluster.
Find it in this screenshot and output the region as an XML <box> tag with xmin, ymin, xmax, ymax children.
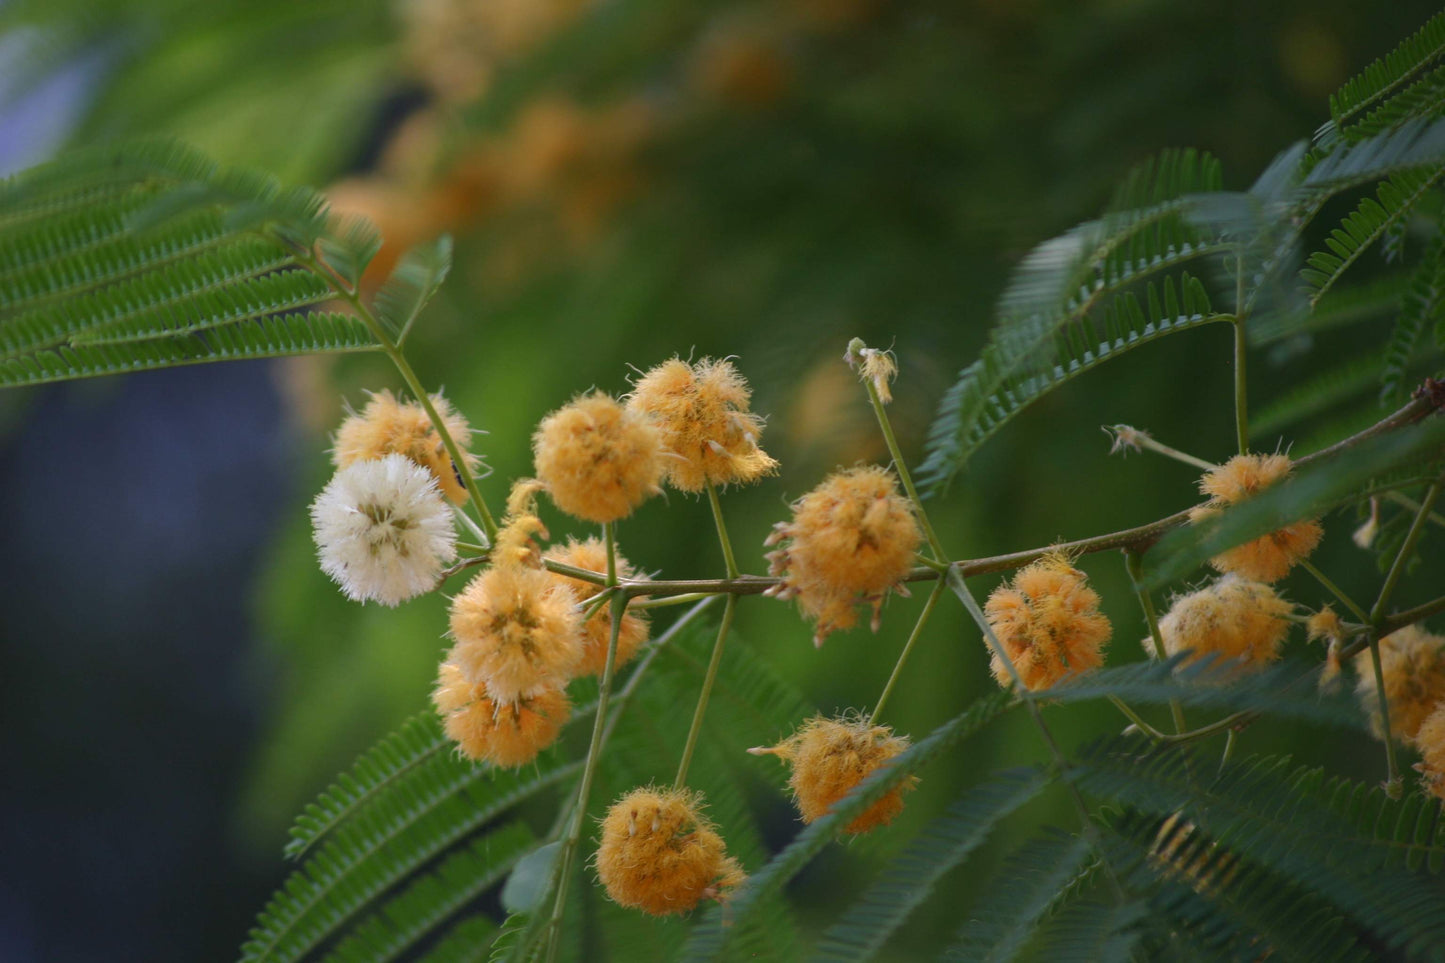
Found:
<box><xmin>984</xmin><ymin>552</ymin><xmax>1111</xmax><ymax>691</ymax></box>
<box><xmin>334</xmin><ymin>388</ymin><xmax>481</xmax><ymax>504</ymax></box>
<box><xmin>1156</xmin><ymin>575</ymin><xmax>1292</xmax><ymax>674</ymax></box>
<box><xmin>1352</xmin><ymin>625</ymin><xmax>1445</xmax><ymax>744</ymax></box>
<box><xmin>750</xmin><ymin>714</ymin><xmax>916</xmax><ymax>834</ymax></box>
<box><xmin>627</xmin><ymin>357</ymin><xmax>778</xmax><ymax>492</ymax></box>
<box><xmin>1187</xmin><ymin>454</ymin><xmax>1322</xmax><ymax>583</ymax></box>
<box><xmin>595</xmin><ymin>787</ymin><xmax>745</xmax><ymax>915</ymax></box>
<box><xmin>765</xmin><ymin>465</ymin><xmax>922</xmax><ymax>646</ymax></box>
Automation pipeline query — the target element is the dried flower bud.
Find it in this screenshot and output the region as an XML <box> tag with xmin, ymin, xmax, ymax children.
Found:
<box><xmin>626</xmin><ymin>357</ymin><xmax>778</xmax><ymax>492</ymax></box>
<box><xmin>1308</xmin><ymin>605</ymin><xmax>1346</xmax><ymax>691</ymax></box>
<box><xmin>311</xmin><ymin>454</ymin><xmax>458</xmax><ymax>606</ymax></box>
<box><xmin>544</xmin><ymin>536</ymin><xmax>651</xmax><ymax>675</ymax></box>
<box><xmin>750</xmin><ymin>714</ymin><xmax>915</xmax><ymax>834</ymax></box>
<box><xmin>1414</xmin><ymin>700</ymin><xmax>1445</xmax><ymax>799</ymax></box>
<box><xmin>334</xmin><ymin>388</ymin><xmax>480</xmax><ymax>504</ymax></box>
<box><xmin>596</xmin><ymin>787</ymin><xmax>745</xmax><ymax>916</ymax></box>
<box><xmin>1187</xmin><ymin>454</ymin><xmax>1322</xmax><ymax>583</ymax></box>
<box><xmin>1157</xmin><ymin>575</ymin><xmax>1292</xmax><ymax>674</ymax></box>
<box><xmin>843</xmin><ymin>338</ymin><xmax>898</xmax><ymax>404</ymax></box>
<box><xmin>984</xmin><ymin>552</ymin><xmax>1111</xmax><ymax>691</ymax></box>
<box><xmin>432</xmin><ymin>664</ymin><xmax>569</xmax><ymax>766</ymax></box>
<box><xmin>1353</xmin><ymin>498</ymin><xmax>1381</xmax><ymax>549</ymax></box>
<box><xmin>533</xmin><ymin>392</ymin><xmax>664</xmax><ymax>523</ymax></box>
<box><xmin>1353</xmin><ymin>625</ymin><xmax>1445</xmax><ymax>744</ymax></box>
<box><xmin>766</xmin><ymin>465</ymin><xmax>921</xmax><ymax>645</ymax></box>
<box><xmin>447</xmin><ymin>564</ymin><xmax>583</xmax><ymax>701</ymax></box>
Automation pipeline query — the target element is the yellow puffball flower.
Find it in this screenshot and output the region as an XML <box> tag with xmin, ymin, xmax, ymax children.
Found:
<box><xmin>750</xmin><ymin>715</ymin><xmax>915</xmax><ymax>834</ymax></box>
<box><xmin>595</xmin><ymin>787</ymin><xmax>745</xmax><ymax>916</ymax></box>
<box><xmin>626</xmin><ymin>357</ymin><xmax>778</xmax><ymax>492</ymax></box>
<box><xmin>447</xmin><ymin>564</ymin><xmax>583</xmax><ymax>702</ymax></box>
<box><xmin>333</xmin><ymin>388</ymin><xmax>480</xmax><ymax>504</ymax></box>
<box><xmin>1413</xmin><ymin>700</ymin><xmax>1445</xmax><ymax>799</ymax></box>
<box><xmin>984</xmin><ymin>552</ymin><xmax>1111</xmax><ymax>691</ymax></box>
<box><xmin>533</xmin><ymin>392</ymin><xmax>664</xmax><ymax>523</ymax></box>
<box><xmin>1353</xmin><ymin>624</ymin><xmax>1445</xmax><ymax>744</ymax></box>
<box><xmin>1187</xmin><ymin>454</ymin><xmax>1323</xmax><ymax>583</ymax></box>
<box><xmin>432</xmin><ymin>664</ymin><xmax>570</xmax><ymax>767</ymax></box>
<box><xmin>1157</xmin><ymin>575</ymin><xmax>1292</xmax><ymax>674</ymax></box>
<box><xmin>544</xmin><ymin>536</ymin><xmax>651</xmax><ymax>676</ymax></box>
<box><xmin>765</xmin><ymin>465</ymin><xmax>921</xmax><ymax>646</ymax></box>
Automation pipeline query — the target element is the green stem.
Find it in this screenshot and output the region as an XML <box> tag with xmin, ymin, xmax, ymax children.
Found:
<box><xmin>674</xmin><ymin>595</ymin><xmax>736</xmax><ymax>788</ymax></box>
<box><xmin>947</xmin><ymin>567</ymin><xmax>1126</xmax><ymax>900</ymax></box>
<box><xmin>544</xmin><ymin>525</ymin><xmax>623</xmax><ymax>963</ymax></box>
<box><xmin>1233</xmin><ymin>253</ymin><xmax>1250</xmax><ymax>455</ymax></box>
<box><xmin>1107</xmin><ymin>696</ymin><xmax>1171</xmax><ymax>740</ymax></box>
<box><xmin>1371</xmin><ymin>474</ymin><xmax>1445</xmax><ymax>624</ymax></box>
<box><xmin>631</xmin><ymin>592</ymin><xmax>719</xmax><ymax>610</ymax></box>
<box><xmin>1108</xmin><ymin>427</ymin><xmax>1218</xmax><ymax>472</ymax></box>
<box><xmin>1219</xmin><ymin>729</ymin><xmax>1237</xmax><ymax>776</ymax></box>
<box><xmin>293</xmin><ymin>244</ymin><xmax>499</xmax><ymax>541</ymax></box>
<box><xmin>1380</xmin><ymin>593</ymin><xmax>1445</xmax><ymax>636</ymax></box>
<box><xmin>1125</xmin><ymin>549</ymin><xmax>1186</xmax><ymax>734</ymax></box>
<box><xmin>871</xmin><ymin>576</ymin><xmax>947</xmax><ymax>723</ymax></box>
<box><xmin>860</xmin><ymin>362</ymin><xmax>946</xmax><ymax>561</ymax></box>
<box><xmin>705</xmin><ymin>481</ymin><xmax>739</xmax><ymax>579</ymax></box>
<box><xmin>1385</xmin><ymin>490</ymin><xmax>1445</xmax><ymax>529</ymax></box>
<box><xmin>1298</xmin><ymin>558</ymin><xmax>1370</xmax><ymax>625</ymax></box>
<box><xmin>1365</xmin><ymin>631</ymin><xmax>1404</xmax><ymax>800</ymax></box>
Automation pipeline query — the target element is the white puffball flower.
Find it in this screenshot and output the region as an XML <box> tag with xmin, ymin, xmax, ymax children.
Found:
<box><xmin>311</xmin><ymin>453</ymin><xmax>458</xmax><ymax>606</ymax></box>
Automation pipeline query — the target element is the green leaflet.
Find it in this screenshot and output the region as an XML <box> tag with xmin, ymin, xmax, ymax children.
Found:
<box><xmin>808</xmin><ymin>766</ymin><xmax>1050</xmax><ymax>963</ymax></box>
<box><xmin>679</xmin><ymin>690</ymin><xmax>1016</xmax><ymax>962</ymax></box>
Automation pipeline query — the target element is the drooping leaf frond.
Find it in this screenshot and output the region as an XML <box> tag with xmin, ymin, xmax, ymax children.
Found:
<box><xmin>1043</xmin><ymin>657</ymin><xmax>1361</xmax><ymax>731</ymax></box>
<box><xmin>1303</xmin><ymin>116</ymin><xmax>1445</xmax><ymax>198</ymax></box>
<box><xmin>319</xmin><ymin>822</ymin><xmax>535</xmax><ymax>963</ymax></box>
<box><xmin>679</xmin><ymin>691</ymin><xmax>1016</xmax><ymax>962</ymax></box>
<box><xmin>0</xmin><ymin>312</ymin><xmax>378</xmax><ymax>388</ymax></box>
<box><xmin>808</xmin><ymin>766</ymin><xmax>1050</xmax><ymax>963</ymax></box>
<box><xmin>239</xmin><ymin>755</ymin><xmax>580</xmax><ymax>963</ymax></box>
<box><xmin>1140</xmin><ymin>411</ymin><xmax>1445</xmax><ymax>588</ymax></box>
<box><xmin>1328</xmin><ymin>11</ymin><xmax>1445</xmax><ymax>130</ymax></box>
<box><xmin>376</xmin><ymin>236</ymin><xmax>454</xmax><ymax>345</ymax></box>
<box><xmin>1383</xmin><ymin>229</ymin><xmax>1445</xmax><ymax>402</ymax></box>
<box><xmin>942</xmin><ymin>832</ymin><xmax>1095</xmax><ymax>963</ymax></box>
<box><xmin>1301</xmin><ymin>166</ymin><xmax>1445</xmax><ymax>305</ymax></box>
<box><xmin>1073</xmin><ymin>738</ymin><xmax>1445</xmax><ymax>959</ymax></box>
<box><xmin>283</xmin><ymin>713</ymin><xmax>449</xmax><ymax>861</ymax></box>
<box><xmin>0</xmin><ymin>140</ymin><xmax>398</xmax><ymax>388</ymax></box>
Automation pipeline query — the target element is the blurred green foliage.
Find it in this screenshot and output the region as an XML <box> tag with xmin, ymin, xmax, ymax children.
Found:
<box><xmin>6</xmin><ymin>0</ymin><xmax>1445</xmax><ymax>957</ymax></box>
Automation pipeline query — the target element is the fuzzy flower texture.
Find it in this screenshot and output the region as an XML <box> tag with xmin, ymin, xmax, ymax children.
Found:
<box><xmin>544</xmin><ymin>536</ymin><xmax>651</xmax><ymax>676</ymax></box>
<box><xmin>985</xmin><ymin>552</ymin><xmax>1111</xmax><ymax>691</ymax></box>
<box><xmin>626</xmin><ymin>357</ymin><xmax>778</xmax><ymax>492</ymax></box>
<box><xmin>751</xmin><ymin>715</ymin><xmax>916</xmax><ymax>834</ymax></box>
<box><xmin>311</xmin><ymin>453</ymin><xmax>458</xmax><ymax>606</ymax></box>
<box><xmin>533</xmin><ymin>391</ymin><xmax>663</xmax><ymax>523</ymax></box>
<box><xmin>766</xmin><ymin>465</ymin><xmax>922</xmax><ymax>646</ymax></box>
<box><xmin>1352</xmin><ymin>624</ymin><xmax>1445</xmax><ymax>745</ymax></box>
<box><xmin>333</xmin><ymin>388</ymin><xmax>481</xmax><ymax>504</ymax></box>
<box><xmin>1188</xmin><ymin>453</ymin><xmax>1322</xmax><ymax>583</ymax></box>
<box><xmin>596</xmin><ymin>787</ymin><xmax>744</xmax><ymax>916</ymax></box>
<box><xmin>1157</xmin><ymin>574</ymin><xmax>1292</xmax><ymax>674</ymax></box>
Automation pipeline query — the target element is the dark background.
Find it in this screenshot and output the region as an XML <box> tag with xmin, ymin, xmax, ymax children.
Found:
<box><xmin>0</xmin><ymin>1</ymin><xmax>1441</xmax><ymax>959</ymax></box>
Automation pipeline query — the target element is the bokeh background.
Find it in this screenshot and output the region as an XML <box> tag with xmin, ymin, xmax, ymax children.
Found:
<box><xmin>1</xmin><ymin>1</ymin><xmax>1441</xmax><ymax>959</ymax></box>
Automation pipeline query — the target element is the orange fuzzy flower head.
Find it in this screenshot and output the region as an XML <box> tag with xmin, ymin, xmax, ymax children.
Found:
<box><xmin>533</xmin><ymin>392</ymin><xmax>664</xmax><ymax>523</ymax></box>
<box><xmin>432</xmin><ymin>664</ymin><xmax>569</xmax><ymax>766</ymax></box>
<box><xmin>766</xmin><ymin>465</ymin><xmax>922</xmax><ymax>645</ymax></box>
<box><xmin>1414</xmin><ymin>701</ymin><xmax>1445</xmax><ymax>799</ymax></box>
<box><xmin>333</xmin><ymin>388</ymin><xmax>480</xmax><ymax>504</ymax></box>
<box><xmin>750</xmin><ymin>715</ymin><xmax>916</xmax><ymax>834</ymax></box>
<box><xmin>1187</xmin><ymin>454</ymin><xmax>1323</xmax><ymax>582</ymax></box>
<box><xmin>595</xmin><ymin>787</ymin><xmax>745</xmax><ymax>916</ymax></box>
<box><xmin>1157</xmin><ymin>575</ymin><xmax>1292</xmax><ymax>674</ymax></box>
<box><xmin>544</xmin><ymin>536</ymin><xmax>651</xmax><ymax>675</ymax></box>
<box><xmin>626</xmin><ymin>357</ymin><xmax>778</xmax><ymax>492</ymax></box>
<box><xmin>1353</xmin><ymin>625</ymin><xmax>1445</xmax><ymax>744</ymax></box>
<box><xmin>984</xmin><ymin>552</ymin><xmax>1112</xmax><ymax>691</ymax></box>
<box><xmin>447</xmin><ymin>564</ymin><xmax>583</xmax><ymax>701</ymax></box>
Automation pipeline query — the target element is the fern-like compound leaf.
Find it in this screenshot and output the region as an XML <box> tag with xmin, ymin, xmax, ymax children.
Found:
<box><xmin>808</xmin><ymin>766</ymin><xmax>1050</xmax><ymax>963</ymax></box>
<box><xmin>1328</xmin><ymin>10</ymin><xmax>1445</xmax><ymax>129</ymax></box>
<box><xmin>679</xmin><ymin>690</ymin><xmax>1016</xmax><ymax>962</ymax></box>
